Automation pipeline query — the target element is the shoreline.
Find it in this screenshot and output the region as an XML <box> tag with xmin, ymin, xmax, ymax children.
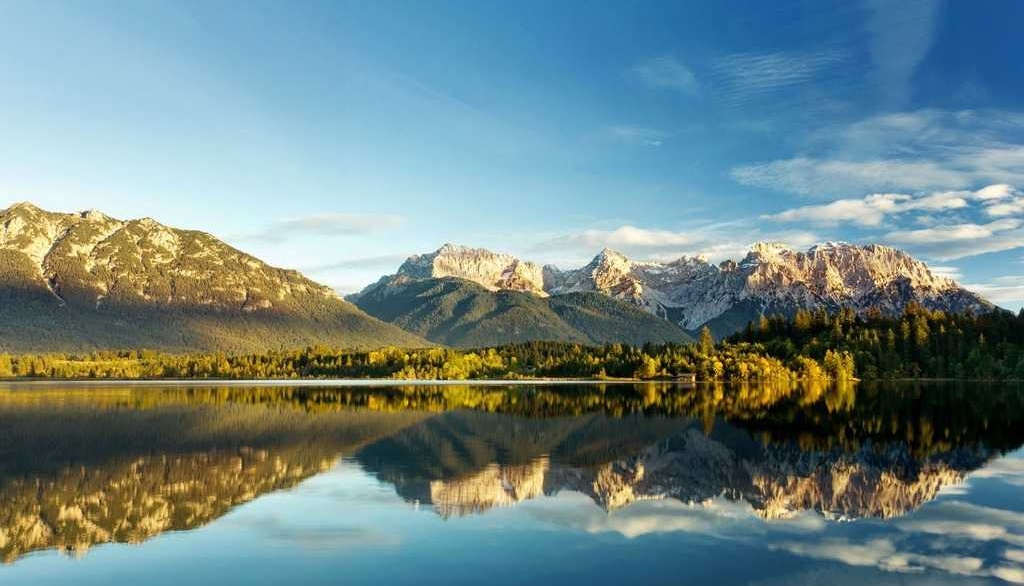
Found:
<box><xmin>0</xmin><ymin>378</ymin><xmax>660</xmax><ymax>387</ymax></box>
<box><xmin>0</xmin><ymin>377</ymin><xmax>1018</xmax><ymax>387</ymax></box>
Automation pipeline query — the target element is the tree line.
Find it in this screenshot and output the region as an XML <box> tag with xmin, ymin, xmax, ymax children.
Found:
<box><xmin>1</xmin><ymin>305</ymin><xmax>1021</xmax><ymax>381</ymax></box>
<box><xmin>0</xmin><ymin>337</ymin><xmax>849</xmax><ymax>382</ymax></box>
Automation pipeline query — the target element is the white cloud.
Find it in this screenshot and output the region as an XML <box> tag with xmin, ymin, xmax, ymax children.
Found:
<box><xmin>765</xmin><ymin>194</ymin><xmax>903</xmax><ymax>227</ymax></box>
<box><xmin>633</xmin><ymin>55</ymin><xmax>698</xmax><ymax>94</ymax></box>
<box><xmin>993</xmin><ymin>565</ymin><xmax>1024</xmax><ymax>584</ymax></box>
<box><xmin>538</xmin><ymin>225</ymin><xmax>698</xmax><ymax>252</ymax></box>
<box><xmin>968</xmin><ymin>184</ymin><xmax>1024</xmax><ymax>217</ymax></box>
<box><xmin>764</xmin><ymin>190</ymin><xmax>968</xmax><ymax>227</ymax></box>
<box><xmin>976</xmin><ymin>184</ymin><xmax>1016</xmax><ymax>200</ymax></box>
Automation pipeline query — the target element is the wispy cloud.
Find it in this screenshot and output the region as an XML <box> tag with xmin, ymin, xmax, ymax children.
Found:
<box><xmin>963</xmin><ymin>276</ymin><xmax>1024</xmax><ymax>305</ymax></box>
<box><xmin>238</xmin><ymin>212</ymin><xmax>406</xmax><ymax>243</ymax></box>
<box><xmin>604</xmin><ymin>125</ymin><xmax>669</xmax><ymax>147</ymax></box>
<box><xmin>708</xmin><ymin>50</ymin><xmax>848</xmax><ymax>106</ymax></box>
<box><xmin>732</xmin><ymin>110</ymin><xmax>1024</xmax><ymax>197</ymax></box>
<box><xmin>733</xmin><ymin>157</ymin><xmax>972</xmax><ymax>197</ymax></box>
<box><xmin>633</xmin><ymin>55</ymin><xmax>698</xmax><ymax>94</ymax></box>
<box><xmin>864</xmin><ymin>0</ymin><xmax>942</xmax><ymax>107</ymax></box>
<box><xmin>929</xmin><ymin>265</ymin><xmax>964</xmax><ymax>282</ymax></box>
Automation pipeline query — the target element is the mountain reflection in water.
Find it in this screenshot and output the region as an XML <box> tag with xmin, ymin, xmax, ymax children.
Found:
<box><xmin>0</xmin><ymin>381</ymin><xmax>1022</xmax><ymax>584</ymax></box>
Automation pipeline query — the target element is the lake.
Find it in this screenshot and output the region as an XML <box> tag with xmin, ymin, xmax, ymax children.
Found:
<box><xmin>0</xmin><ymin>381</ymin><xmax>1022</xmax><ymax>585</ymax></box>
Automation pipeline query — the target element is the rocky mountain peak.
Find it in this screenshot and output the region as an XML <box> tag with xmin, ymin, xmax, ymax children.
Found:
<box><xmin>589</xmin><ymin>247</ymin><xmax>634</xmax><ymax>275</ymax></box>
<box><xmin>0</xmin><ymin>201</ymin><xmax>348</xmax><ymax>310</ymax></box>
<box><xmin>390</xmin><ymin>243</ymin><xmax>547</xmax><ymax>296</ymax></box>
<box><xmin>0</xmin><ymin>201</ymin><xmax>427</xmax><ymax>352</ymax></box>
<box><xmin>4</xmin><ymin>201</ymin><xmax>43</xmax><ymax>213</ymax></box>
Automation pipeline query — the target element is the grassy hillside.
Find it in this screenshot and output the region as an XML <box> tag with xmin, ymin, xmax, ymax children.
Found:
<box><xmin>350</xmin><ymin>277</ymin><xmax>693</xmax><ymax>347</ymax></box>
<box><xmin>0</xmin><ymin>281</ymin><xmax>429</xmax><ymax>353</ymax></box>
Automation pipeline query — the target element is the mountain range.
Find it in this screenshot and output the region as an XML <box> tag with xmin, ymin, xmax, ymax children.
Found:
<box><xmin>352</xmin><ymin>241</ymin><xmax>993</xmax><ymax>340</ymax></box>
<box><xmin>0</xmin><ymin>202</ymin><xmax>996</xmax><ymax>352</ymax></box>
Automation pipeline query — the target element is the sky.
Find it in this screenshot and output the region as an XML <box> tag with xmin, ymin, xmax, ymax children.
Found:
<box><xmin>1</xmin><ymin>1</ymin><xmax>1023</xmax><ymax>308</ymax></box>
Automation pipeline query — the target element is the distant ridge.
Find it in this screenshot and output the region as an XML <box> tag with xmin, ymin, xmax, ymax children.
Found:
<box><xmin>0</xmin><ymin>202</ymin><xmax>428</xmax><ymax>352</ymax></box>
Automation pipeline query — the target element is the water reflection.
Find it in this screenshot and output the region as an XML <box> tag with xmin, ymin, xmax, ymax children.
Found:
<box><xmin>0</xmin><ymin>381</ymin><xmax>1021</xmax><ymax>584</ymax></box>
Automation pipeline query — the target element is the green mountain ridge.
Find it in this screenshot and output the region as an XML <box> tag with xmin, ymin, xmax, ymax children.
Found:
<box><xmin>349</xmin><ymin>276</ymin><xmax>694</xmax><ymax>347</ymax></box>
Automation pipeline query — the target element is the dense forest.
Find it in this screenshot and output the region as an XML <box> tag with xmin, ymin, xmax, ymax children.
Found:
<box><xmin>732</xmin><ymin>304</ymin><xmax>1024</xmax><ymax>380</ymax></box>
<box><xmin>1</xmin><ymin>305</ymin><xmax>1021</xmax><ymax>381</ymax></box>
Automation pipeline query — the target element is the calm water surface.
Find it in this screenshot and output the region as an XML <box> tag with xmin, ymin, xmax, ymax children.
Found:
<box><xmin>0</xmin><ymin>381</ymin><xmax>1022</xmax><ymax>585</ymax></box>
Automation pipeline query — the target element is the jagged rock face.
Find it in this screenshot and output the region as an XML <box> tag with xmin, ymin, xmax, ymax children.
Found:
<box><xmin>550</xmin><ymin>242</ymin><xmax>991</xmax><ymax>330</ymax></box>
<box><xmin>739</xmin><ymin>242</ymin><xmax>970</xmax><ymax>314</ymax></box>
<box><xmin>367</xmin><ymin>241</ymin><xmax>991</xmax><ymax>333</ymax></box>
<box><xmin>0</xmin><ymin>202</ymin><xmax>335</xmax><ymax>310</ymax></box>
<box><xmin>548</xmin><ymin>249</ymin><xmax>747</xmax><ymax>326</ymax></box>
<box><xmin>395</xmin><ymin>244</ymin><xmax>547</xmax><ymax>296</ymax></box>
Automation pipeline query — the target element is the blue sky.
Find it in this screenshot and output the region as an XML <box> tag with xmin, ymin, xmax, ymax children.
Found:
<box><xmin>1</xmin><ymin>1</ymin><xmax>1023</xmax><ymax>307</ymax></box>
